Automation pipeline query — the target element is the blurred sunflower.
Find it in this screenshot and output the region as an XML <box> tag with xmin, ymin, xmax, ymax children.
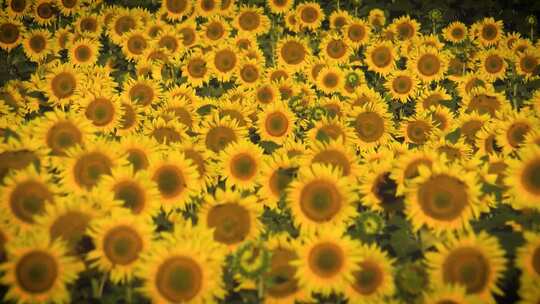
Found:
<box><xmin>425</xmin><ymin>232</ymin><xmax>507</xmax><ymax>303</ymax></box>
<box><xmin>476</xmin><ymin>49</ymin><xmax>508</xmax><ymax>82</ymax></box>
<box><xmin>516</xmin><ymin>232</ymin><xmax>540</xmax><ymax>290</ymax></box>
<box><xmin>195</xmin><ymin>114</ymin><xmax>247</xmax><ymax>155</ymax></box>
<box><xmin>443</xmin><ymin>21</ymin><xmax>468</xmax><ymax>43</ymax></box>
<box><xmin>32</xmin><ymin>0</ymin><xmax>56</xmax><ymax>27</ymax></box>
<box><xmin>495</xmin><ymin>109</ymin><xmax>537</xmax><ymax>154</ymax></box>
<box><xmin>296</xmin><ymin>2</ymin><xmax>324</xmax><ymax>31</ymax></box>
<box><xmin>0</xmin><ymin>17</ymin><xmax>24</xmax><ymax>52</ymax></box>
<box><xmin>320</xmin><ymin>33</ymin><xmax>351</xmax><ymax>64</ymax></box>
<box><xmin>304</xmin><ymin>137</ymin><xmax>360</xmax><ymax>179</ymax></box>
<box><xmin>160</xmin><ymin>0</ymin><xmax>192</xmax><ymax>21</ymax></box>
<box><xmin>182</xmin><ymin>51</ymin><xmax>211</xmax><ymax>88</ymax></box>
<box><xmin>267</xmin><ymin>0</ymin><xmax>294</xmax><ymax>15</ymax></box>
<box><xmin>365</xmin><ymin>40</ymin><xmax>396</xmax><ymax>76</ymax></box>
<box><xmin>504</xmin><ymin>145</ymin><xmax>540</xmax><ymax>210</ymax></box>
<box><xmin>235</xmin><ymin>6</ymin><xmax>270</xmax><ymax>36</ymax></box>
<box><xmin>23</xmin><ymin>29</ymin><xmax>53</xmax><ymax>63</ymax></box>
<box><xmin>392</xmin><ymin>15</ymin><xmax>420</xmax><ymax>41</ymax></box>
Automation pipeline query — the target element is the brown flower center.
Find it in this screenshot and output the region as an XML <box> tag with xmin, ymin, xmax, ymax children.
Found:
<box><xmin>265</xmin><ymin>248</ymin><xmax>299</xmax><ymax>298</ymax></box>
<box><xmin>165</xmin><ymin>0</ymin><xmax>188</xmax><ymax>14</ymax></box>
<box><xmin>10</xmin><ymin>180</ymin><xmax>52</xmax><ymax>223</ymax></box>
<box><xmin>520</xmin><ymin>55</ymin><xmax>538</xmax><ymax>73</ymax></box>
<box><xmin>354</xmin><ymin>111</ymin><xmax>385</xmax><ymax>142</ymax></box>
<box><xmin>187</xmin><ymin>58</ymin><xmax>207</xmax><ymax>78</ymax></box>
<box><xmin>326</xmin><ymin>39</ymin><xmax>347</xmax><ymax>59</ymax></box>
<box><xmin>129</xmin><ymin>83</ymin><xmax>154</xmax><ymax>106</ymax></box>
<box><xmin>119</xmin><ymin>102</ymin><xmax>136</xmax><ymax>130</ymax></box>
<box><xmin>481</xmin><ymin>24</ymin><xmax>498</xmax><ymax>41</ymax></box>
<box><xmin>126</xmin><ymin>148</ymin><xmax>149</xmax><ymax>172</ymax></box>
<box><xmin>418</xmin><ymin>174</ymin><xmax>468</xmax><ymax>221</ymax></box>
<box><xmin>16</xmin><ymin>251</ymin><xmax>58</xmax><ymax>293</ymax></box>
<box><xmin>443</xmin><ymin>247</ymin><xmax>490</xmax><ymax>293</ymax></box>
<box><xmin>240</xmin><ymin>64</ymin><xmax>259</xmax><ymax>83</ymax></box>
<box><xmin>417</xmin><ymin>54</ymin><xmax>441</xmax><ymax>77</ymax></box>
<box><xmin>156</xmin><ymin>256</ymin><xmax>203</xmax><ymax>302</ymax></box>
<box><xmin>50</xmin><ymin>211</ymin><xmax>90</xmax><ymax>253</ymax></box>
<box><xmin>46</xmin><ymin>121</ymin><xmax>82</xmax><ymax>155</ymax></box>
<box><xmin>371</xmin><ymin>46</ymin><xmax>392</xmax><ymax>68</ymax></box>
<box><xmin>10</xmin><ymin>0</ymin><xmax>27</xmax><ymax>13</ymax></box>
<box><xmin>265</xmin><ymin>112</ymin><xmax>289</xmax><ymax>137</ymax></box>
<box><xmin>153</xmin><ymin>165</ymin><xmax>185</xmax><ymax>199</ymax></box>
<box><xmin>312</xmin><ymin>149</ymin><xmax>350</xmax><ymax>176</ymax></box>
<box><xmin>205</xmin><ymin>126</ymin><xmax>237</xmax><ymax>153</ymax></box>
<box><xmin>406</xmin><ymin>120</ymin><xmax>431</xmax><ymax>144</ymax></box>
<box><xmin>300</xmin><ymin>6</ymin><xmax>319</xmax><ymax>24</ymax></box>
<box><xmin>230</xmin><ymin>153</ymin><xmax>258</xmax><ymax>181</ymax></box>
<box><xmin>506</xmin><ymin>122</ymin><xmax>530</xmax><ymax>148</ymax></box>
<box><xmin>280</xmin><ymin>40</ymin><xmax>306</xmax><ymax>65</ymax></box>
<box><xmin>300</xmin><ymin>180</ymin><xmax>342</xmax><ymax>222</ymax></box>
<box><xmin>127</xmin><ymin>34</ymin><xmax>147</xmax><ymax>55</ymax></box>
<box><xmin>37</xmin><ymin>2</ymin><xmax>54</xmax><ymax>19</ymax></box>
<box><xmin>308</xmin><ymin>242</ymin><xmax>344</xmax><ymax>278</ymax></box>
<box><xmin>51</xmin><ymin>71</ymin><xmax>76</xmax><ymax>99</ymax></box>
<box><xmin>206</xmin><ymin>21</ymin><xmax>224</xmax><ymax>41</ymax></box>
<box><xmin>29</xmin><ymin>34</ymin><xmax>46</xmax><ymax>52</ymax></box>
<box><xmin>521</xmin><ymin>157</ymin><xmax>540</xmax><ymax>196</ymax></box>
<box><xmin>392</xmin><ymin>75</ymin><xmax>413</xmax><ymax>94</ymax></box>
<box><xmin>348</xmin><ymin>24</ymin><xmax>366</xmax><ymax>42</ymax></box>
<box><xmin>85</xmin><ymin>97</ymin><xmax>115</xmax><ymax>127</ymax></box>
<box><xmin>0</xmin><ymin>23</ymin><xmax>20</xmax><ymax>44</ymax></box>
<box><xmin>113</xmin><ymin>181</ymin><xmax>146</xmax><ymax>213</ymax></box>
<box><xmin>207</xmin><ymin>203</ymin><xmax>251</xmax><ymax>245</ymax></box>
<box><xmin>484</xmin><ymin>54</ymin><xmax>504</xmax><ymax>74</ymax></box>
<box><xmin>214</xmin><ymin>49</ymin><xmax>237</xmax><ymax>73</ymax></box>
<box><xmin>239</xmin><ymin>11</ymin><xmax>260</xmax><ymax>31</ymax></box>
<box><xmin>114</xmin><ymin>16</ymin><xmax>136</xmax><ymax>36</ymax></box>
<box><xmin>352</xmin><ymin>260</ymin><xmax>384</xmax><ymax>295</ymax></box>
<box><xmin>103</xmin><ymin>225</ymin><xmax>143</xmax><ymax>265</ymax></box>
<box><xmin>73</xmin><ymin>152</ymin><xmax>112</xmax><ymax>189</ymax></box>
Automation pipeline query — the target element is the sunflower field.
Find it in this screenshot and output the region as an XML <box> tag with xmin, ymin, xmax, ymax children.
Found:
<box><xmin>1</xmin><ymin>0</ymin><xmax>540</xmax><ymax>303</ymax></box>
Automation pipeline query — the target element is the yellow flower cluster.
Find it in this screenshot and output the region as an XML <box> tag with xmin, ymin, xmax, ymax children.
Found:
<box><xmin>1</xmin><ymin>0</ymin><xmax>540</xmax><ymax>303</ymax></box>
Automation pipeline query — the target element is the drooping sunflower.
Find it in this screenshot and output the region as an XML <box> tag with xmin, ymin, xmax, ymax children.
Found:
<box><xmin>276</xmin><ymin>36</ymin><xmax>311</xmax><ymax>72</ymax></box>
<box><xmin>320</xmin><ymin>33</ymin><xmax>352</xmax><ymax>64</ymax></box>
<box><xmin>194</xmin><ymin>113</ymin><xmax>248</xmax><ymax>155</ymax></box>
<box><xmin>144</xmin><ymin>114</ymin><xmax>186</xmax><ymax>145</ymax></box>
<box><xmin>218</xmin><ymin>140</ymin><xmax>264</xmax><ymax>191</ymax></box>
<box><xmin>149</xmin><ymin>150</ymin><xmax>199</xmax><ymax>212</ymax></box>
<box><xmin>0</xmin><ymin>234</ymin><xmax>85</xmax><ymax>304</ymax></box>
<box><xmin>392</xmin><ymin>15</ymin><xmax>420</xmax><ymax>41</ymax></box>
<box><xmin>0</xmin><ymin>166</ymin><xmax>56</xmax><ymax>233</ymax></box>
<box><xmin>287</xmin><ymin>164</ymin><xmax>356</xmax><ymax>234</ymax></box>
<box><xmin>199</xmin><ymin>188</ymin><xmax>262</xmax><ymax>251</ymax></box>
<box><xmin>429</xmin><ymin>105</ymin><xmax>456</xmax><ymax>134</ymax></box>
<box><xmin>365</xmin><ymin>40</ymin><xmax>397</xmax><ymax>76</ymax></box>
<box><xmin>504</xmin><ymin>145</ymin><xmax>540</xmax><ymax>210</ymax></box>
<box><xmin>86</xmin><ymin>209</ymin><xmax>153</xmax><ymax>284</ymax></box>
<box><xmin>257</xmin><ymin>153</ymin><xmax>296</xmax><ymax>209</ymax></box>
<box><xmin>235</xmin><ymin>5</ymin><xmax>270</xmax><ymax>36</ymax></box>
<box><xmin>476</xmin><ymin>49</ymin><xmax>508</xmax><ymax>82</ymax></box>
<box><xmin>344</xmin><ymin>243</ymin><xmax>396</xmax><ymax>303</ymax></box>
<box><xmin>405</xmin><ymin>161</ymin><xmax>482</xmax><ymax>234</ymax></box>
<box><xmin>0</xmin><ymin>17</ymin><xmax>23</xmax><ymax>52</ymax></box>
<box><xmin>464</xmin><ymin>86</ymin><xmax>509</xmax><ymax>117</ymax></box>
<box><xmin>348</xmin><ymin>101</ymin><xmax>394</xmax><ymax>151</ymax></box>
<box><xmin>160</xmin><ymin>0</ymin><xmax>192</xmax><ymax>21</ymax></box>
<box><xmin>385</xmin><ymin>70</ymin><xmax>420</xmax><ymax>103</ymax></box>
<box><xmin>60</xmin><ymin>139</ymin><xmax>123</xmax><ymax>192</ymax></box>
<box><xmin>136</xmin><ymin>236</ymin><xmax>226</xmax><ymax>303</ymax></box>
<box><xmin>296</xmin><ymin>2</ymin><xmax>324</xmax><ymax>31</ymax></box>
<box><xmin>425</xmin><ymin>231</ymin><xmax>507</xmax><ymax>304</ymax></box>
<box><xmin>175</xmin><ymin>138</ymin><xmax>217</xmax><ymax>189</ymax></box>
<box><xmin>408</xmin><ymin>46</ymin><xmax>449</xmax><ymax>83</ymax></box>
<box><xmin>443</xmin><ymin>21</ymin><xmax>468</xmax><ymax>43</ymax></box>
<box><xmin>307</xmin><ymin>115</ymin><xmax>357</xmax><ymax>146</ymax></box>
<box><xmin>257</xmin><ymin>101</ymin><xmax>296</xmax><ymax>145</ymax></box>
<box><xmin>23</xmin><ymin>28</ymin><xmax>53</xmax><ymax>62</ymax></box>
<box><xmin>292</xmin><ymin>229</ymin><xmax>361</xmax><ymax>296</ymax></box>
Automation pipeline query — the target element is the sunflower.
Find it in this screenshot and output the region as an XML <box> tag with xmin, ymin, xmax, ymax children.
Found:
<box><xmin>464</xmin><ymin>86</ymin><xmax>509</xmax><ymax>117</ymax></box>
<box><xmin>516</xmin><ymin>232</ymin><xmax>540</xmax><ymax>291</ymax></box>
<box><xmin>504</xmin><ymin>145</ymin><xmax>540</xmax><ymax>210</ymax></box>
<box><xmin>495</xmin><ymin>109</ymin><xmax>537</xmax><ymax>154</ymax></box>
<box><xmin>257</xmin><ymin>101</ymin><xmax>296</xmax><ymax>145</ymax></box>
<box><xmin>260</xmin><ymin>234</ymin><xmax>307</xmax><ymax>303</ymax></box>
<box><xmin>293</xmin><ymin>229</ymin><xmax>361</xmax><ymax>296</ymax></box>
<box><xmin>443</xmin><ymin>21</ymin><xmax>468</xmax><ymax>43</ymax></box>
<box><xmin>77</xmin><ymin>92</ymin><xmax>122</xmax><ymax>133</ymax></box>
<box><xmin>316</xmin><ymin>66</ymin><xmax>344</xmax><ymax>95</ymax></box>
<box><xmin>118</xmin><ymin>135</ymin><xmax>161</xmax><ymax>173</ymax></box>
<box><xmin>86</xmin><ymin>209</ymin><xmax>152</xmax><ymax>284</ymax></box>
<box><xmin>117</xmin><ymin>99</ymin><xmax>144</xmax><ymax>136</ymax></box>
<box><xmin>368</xmin><ymin>8</ymin><xmax>386</xmax><ymax>28</ymax></box>
<box><xmin>215</xmin><ymin>98</ymin><xmax>255</xmax><ymax>128</ymax></box>
<box><xmin>236</xmin><ymin>58</ymin><xmax>264</xmax><ymax>89</ymax></box>
<box><xmin>385</xmin><ymin>70</ymin><xmax>420</xmax><ymax>103</ymax></box>
<box><xmin>455</xmin><ymin>111</ymin><xmax>490</xmax><ymax>147</ymax></box>
<box><xmin>235</xmin><ymin>5</ymin><xmax>270</xmax><ymax>36</ymax></box>
<box><xmin>296</xmin><ymin>2</ymin><xmax>324</xmax><ymax>31</ymax></box>
<box><xmin>252</xmin><ymin>83</ymin><xmax>278</xmax><ymax>106</ymax></box>
<box><xmin>201</xmin><ymin>15</ymin><xmax>230</xmax><ymax>46</ymax></box>
<box><xmin>257</xmin><ymin>153</ymin><xmax>296</xmax><ymax>208</ymax></box>
<box><xmin>0</xmin><ymin>166</ymin><xmax>56</xmax><ymax>233</ymax></box>
<box><xmin>136</xmin><ymin>235</ymin><xmax>226</xmax><ymax>303</ymax></box>
<box><xmin>423</xmin><ymin>284</ymin><xmax>483</xmax><ymax>304</ymax></box>
<box><xmin>119</xmin><ymin>30</ymin><xmax>148</xmax><ymax>61</ymax></box>
<box><xmin>426</xmin><ymin>232</ymin><xmax>507</xmax><ymax>303</ymax></box>
<box><xmin>304</xmin><ymin>137</ymin><xmax>360</xmax><ymax>179</ymax></box>
<box><xmin>33</xmin><ymin>109</ymin><xmax>94</xmax><ymax>156</ymax></box>
<box><xmin>149</xmin><ymin>150</ymin><xmax>199</xmax><ymax>212</ymax></box>
<box><xmin>33</xmin><ymin>195</ymin><xmax>96</xmax><ymax>256</ymax></box>
<box><xmin>0</xmin><ymin>234</ymin><xmax>84</xmax><ymax>304</ymax></box>
<box><xmin>276</xmin><ymin>36</ymin><xmax>311</xmax><ymax>72</ymax></box>
<box><xmin>476</xmin><ymin>49</ymin><xmax>508</xmax><ymax>82</ymax></box>
<box><xmin>218</xmin><ymin>140</ymin><xmax>264</xmax><ymax>191</ymax></box>
<box><xmin>32</xmin><ymin>0</ymin><xmax>56</xmax><ymax>26</ymax></box>
<box><xmin>210</xmin><ymin>44</ymin><xmax>239</xmax><ymax>82</ymax></box>
<box><xmin>0</xmin><ymin>136</ymin><xmax>44</xmax><ymax>182</ymax></box>
<box><xmin>23</xmin><ymin>29</ymin><xmax>53</xmax><ymax>63</ymax></box>
<box><xmin>516</xmin><ymin>49</ymin><xmax>539</xmax><ymax>80</ymax></box>
<box><xmin>348</xmin><ymin>101</ymin><xmax>394</xmax><ymax>151</ymax></box>
<box><xmin>408</xmin><ymin>46</ymin><xmax>449</xmax><ymax>83</ymax></box>
<box><xmin>418</xmin><ymin>86</ymin><xmax>452</xmax><ymax>111</ymax></box>
<box><xmin>146</xmin><ymin>112</ymin><xmax>188</xmax><ymax>144</ymax></box>
<box><xmin>56</xmin><ymin>0</ymin><xmax>80</xmax><ymax>16</ymax></box>
<box><xmin>175</xmin><ymin>138</ymin><xmax>217</xmax><ymax>189</ymax></box>
<box><xmin>107</xmin><ymin>9</ymin><xmax>140</xmax><ymax>44</ymax></box>
<box><xmin>306</xmin><ymin>115</ymin><xmax>356</xmax><ymax>146</ymax></box>
<box><xmin>267</xmin><ymin>0</ymin><xmax>294</xmax><ymax>14</ymax></box>
<box><xmin>399</xmin><ymin>113</ymin><xmax>435</xmax><ymax>146</ymax></box>
<box><xmin>0</xmin><ymin>17</ymin><xmax>23</xmax><ymax>52</ymax></box>
<box><xmin>199</xmin><ymin>188</ymin><xmax>262</xmax><ymax>251</ymax></box>
<box><xmin>97</xmin><ymin>165</ymin><xmax>160</xmax><ymax>218</ymax></box>
<box><xmin>429</xmin><ymin>105</ymin><xmax>456</xmax><ymax>134</ymax></box>
<box><xmin>195</xmin><ymin>114</ymin><xmax>248</xmax><ymax>155</ymax></box>
<box><xmin>456</xmin><ymin>73</ymin><xmax>488</xmax><ymax>98</ymax></box>
<box><xmin>182</xmin><ymin>51</ymin><xmax>211</xmax><ymax>88</ymax></box>
<box><xmin>160</xmin><ymin>0</ymin><xmax>192</xmax><ymax>21</ymax></box>
<box><xmin>365</xmin><ymin>40</ymin><xmax>397</xmax><ymax>76</ymax></box>
<box><xmin>405</xmin><ymin>160</ymin><xmax>482</xmax><ymax>234</ymax></box>
<box><xmin>60</xmin><ymin>140</ymin><xmax>122</xmax><ymax>192</ymax></box>
<box><xmin>320</xmin><ymin>33</ymin><xmax>352</xmax><ymax>64</ymax></box>
<box><xmin>122</xmin><ymin>77</ymin><xmax>161</xmax><ymax>108</ymax></box>
<box><xmin>193</xmin><ymin>0</ymin><xmax>220</xmax><ymax>17</ymax></box>
<box><xmin>284</xmin><ymin>10</ymin><xmax>300</xmax><ymax>32</ymax></box>
<box><xmin>5</xmin><ymin>0</ymin><xmax>30</xmax><ymax>18</ymax></box>
<box><xmin>344</xmin><ymin>18</ymin><xmax>371</xmax><ymax>49</ymax></box>
<box><xmin>343</xmin><ymin>243</ymin><xmax>396</xmax><ymax>303</ymax></box>
<box><xmin>42</xmin><ymin>63</ymin><xmax>83</xmax><ymax>108</ymax></box>
<box><xmin>473</xmin><ymin>17</ymin><xmax>504</xmax><ymax>47</ymax></box>
<box><xmin>74</xmin><ymin>13</ymin><xmax>103</xmax><ymax>38</ymax></box>
<box><xmin>287</xmin><ymin>164</ymin><xmax>356</xmax><ymax>234</ymax></box>
<box><xmin>392</xmin><ymin>15</ymin><xmax>420</xmax><ymax>41</ymax></box>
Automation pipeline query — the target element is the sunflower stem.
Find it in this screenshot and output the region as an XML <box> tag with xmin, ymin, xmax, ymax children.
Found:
<box><xmin>512</xmin><ymin>82</ymin><xmax>518</xmax><ymax>110</ymax></box>
<box><xmin>97</xmin><ymin>271</ymin><xmax>108</xmax><ymax>298</ymax></box>
<box><xmin>531</xmin><ymin>26</ymin><xmax>534</xmax><ymax>41</ymax></box>
<box><xmin>257</xmin><ymin>277</ymin><xmax>264</xmax><ymax>300</ymax></box>
<box><xmin>126</xmin><ymin>283</ymin><xmax>133</xmax><ymax>304</ymax></box>
<box><xmin>337</xmin><ymin>0</ymin><xmax>340</xmax><ymax>10</ymax></box>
